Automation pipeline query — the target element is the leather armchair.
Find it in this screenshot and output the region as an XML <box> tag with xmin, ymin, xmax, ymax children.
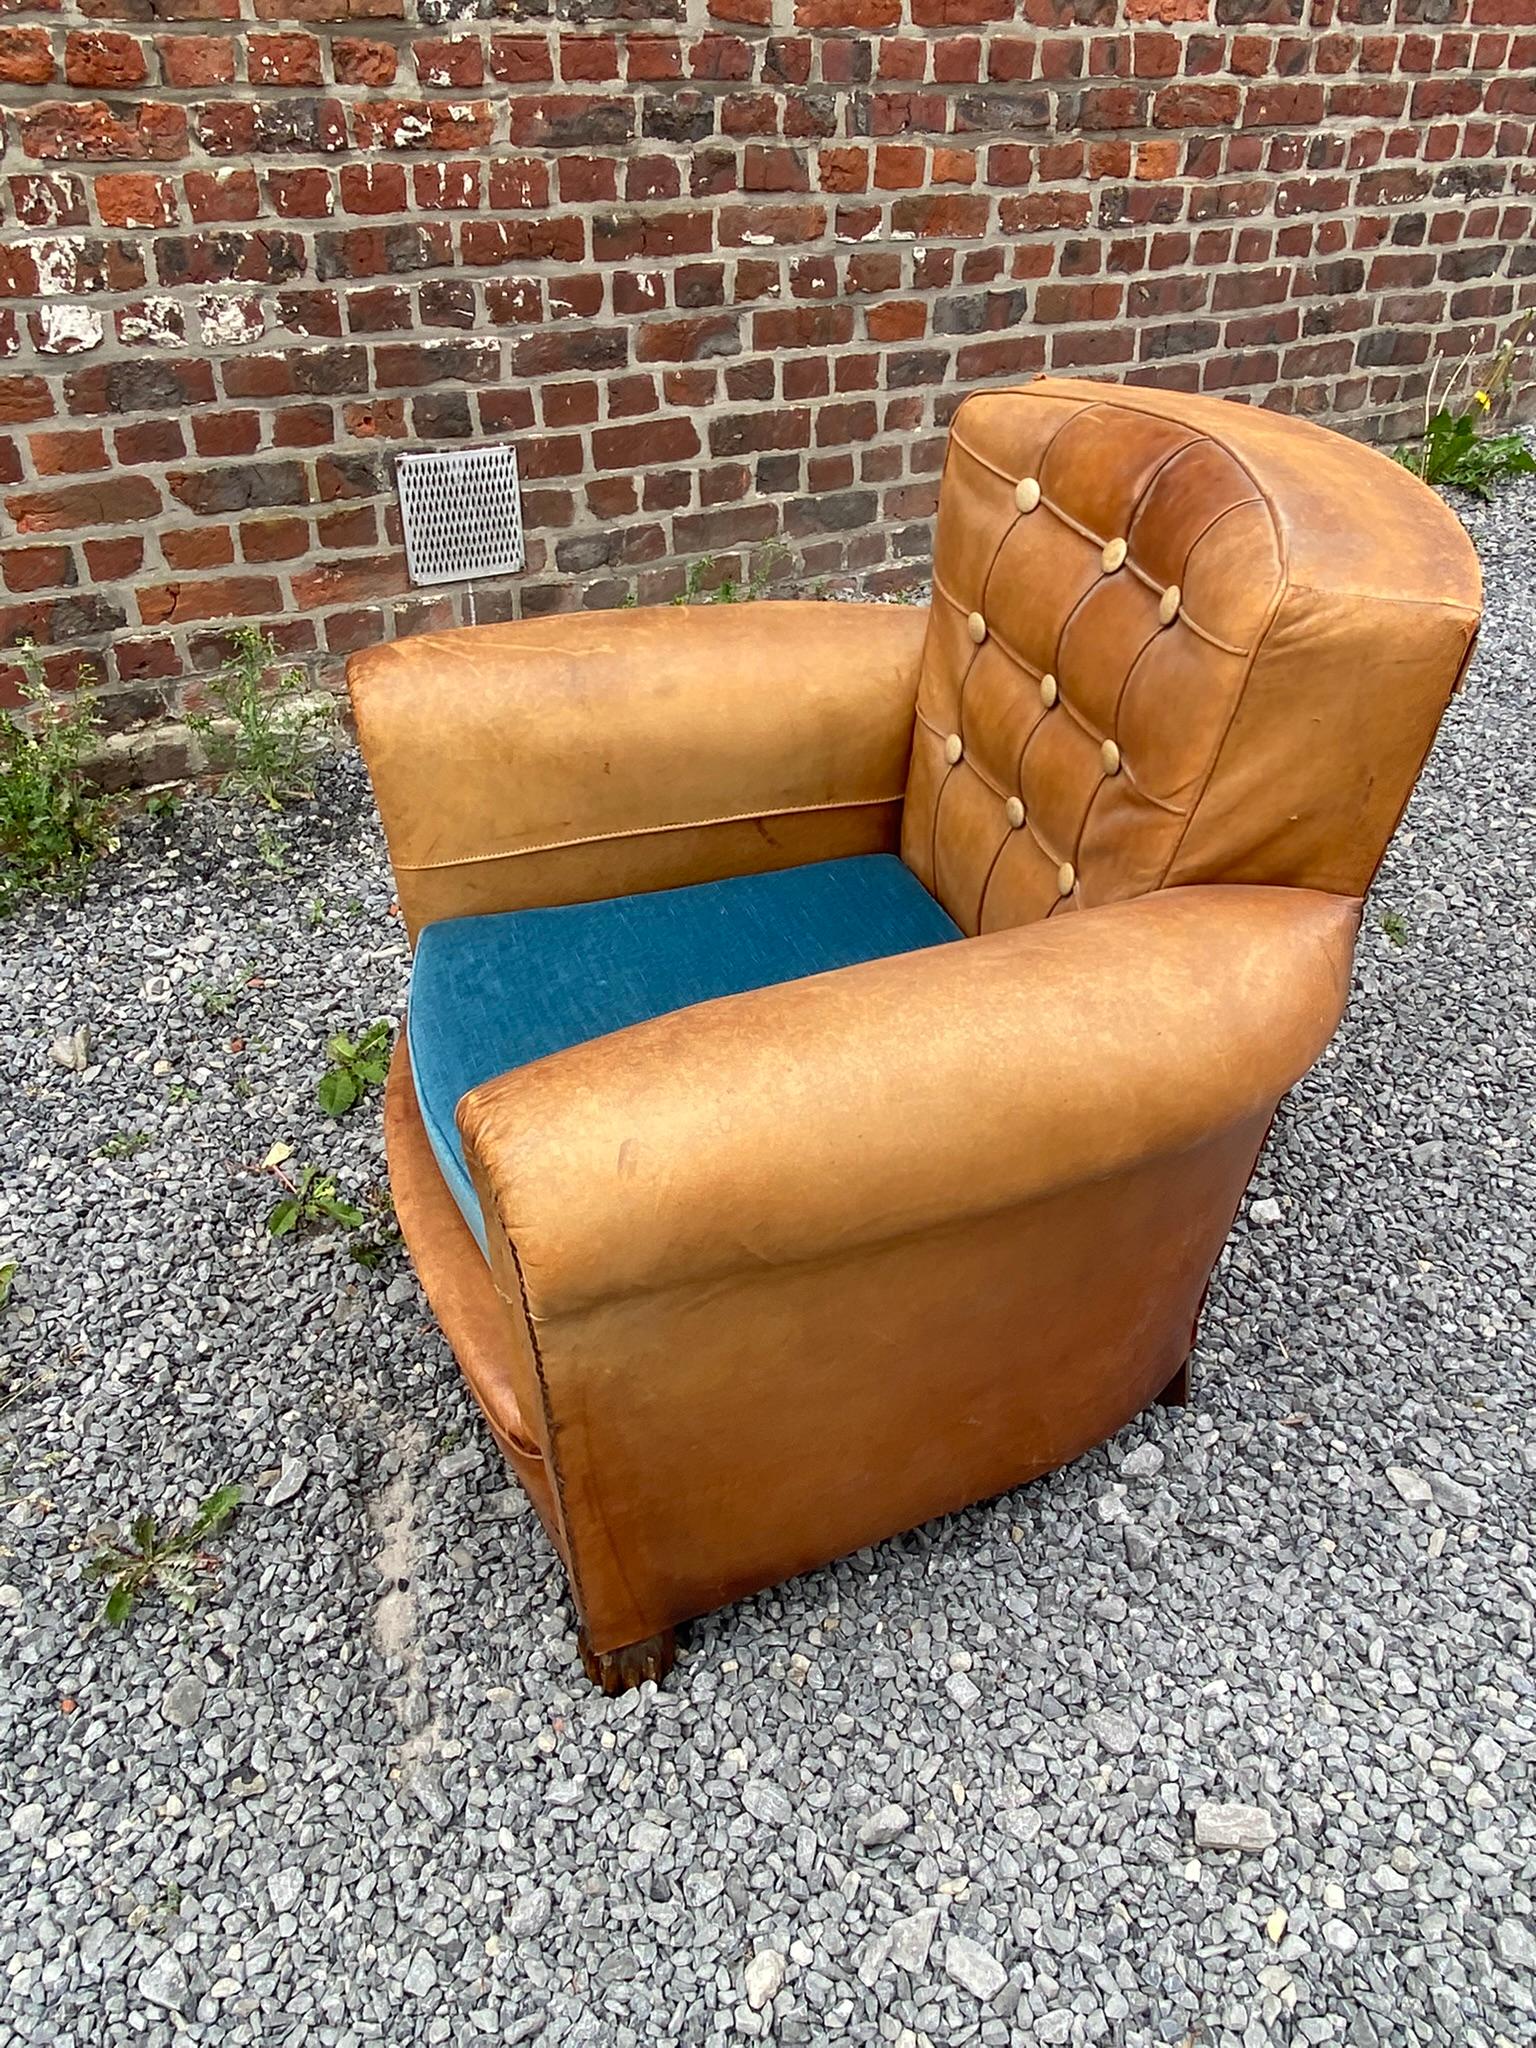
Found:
<box><xmin>351</xmin><ymin>378</ymin><xmax>1481</xmax><ymax>1692</ymax></box>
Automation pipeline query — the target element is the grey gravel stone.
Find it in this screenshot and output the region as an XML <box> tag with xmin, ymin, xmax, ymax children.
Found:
<box><xmin>1194</xmin><ymin>1802</ymin><xmax>1278</xmax><ymax>1852</ymax></box>
<box><xmin>1427</xmin><ymin>1471</ymin><xmax>1481</xmax><ymax>1516</ymax></box>
<box><xmin>887</xmin><ymin>1908</ymin><xmax>939</xmax><ymax>1973</ymax></box>
<box><xmin>1249</xmin><ymin>1196</ymin><xmax>1283</xmax><ymax>1225</ymax></box>
<box><xmin>743</xmin><ymin>1779</ymin><xmax>793</xmax><ymax>1825</ymax></box>
<box><xmin>504</xmin><ymin>1889</ymin><xmax>552</xmax><ymax>1939</ymax></box>
<box><xmin>1386</xmin><ymin>1465</ymin><xmax>1433</xmax><ymax>1504</ymax></box>
<box><xmin>945</xmin><ymin>1671</ymin><xmax>982</xmax><ymax>1713</ymax></box>
<box><xmin>1086</xmin><ymin>1708</ymin><xmax>1139</xmax><ymax>1756</ymax></box>
<box><xmin>744</xmin><ymin>1950</ymin><xmax>786</xmax><ymax>2010</ymax></box>
<box><xmin>138</xmin><ymin>1953</ymin><xmax>189</xmax><ymax>2014</ymax></box>
<box><xmin>856</xmin><ymin>1801</ymin><xmax>911</xmax><ymax>1846</ymax></box>
<box><xmin>403</xmin><ymin>1949</ymin><xmax>438</xmax><ymax>1997</ymax></box>
<box><xmin>1</xmin><ymin>478</ymin><xmax>1532</xmax><ymax>2048</ymax></box>
<box><xmin>160</xmin><ymin>1673</ymin><xmax>206</xmax><ymax>1729</ymax></box>
<box><xmin>263</xmin><ymin>1455</ymin><xmax>308</xmax><ymax>1506</ymax></box>
<box><xmin>944</xmin><ymin>1933</ymin><xmax>1008</xmax><ymax>2001</ymax></box>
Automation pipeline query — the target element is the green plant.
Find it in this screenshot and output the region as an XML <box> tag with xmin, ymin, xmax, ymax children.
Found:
<box><xmin>672</xmin><ymin>545</ymin><xmax>788</xmax><ymax>606</ymax></box>
<box><xmin>86</xmin><ymin>1482</ymin><xmax>243</xmax><ymax>1627</ymax></box>
<box><xmin>255</xmin><ymin>825</ymin><xmax>290</xmax><ymax>873</ymax></box>
<box><xmin>194</xmin><ymin>969</ymin><xmax>247</xmax><ymax>1018</ymax></box>
<box><xmin>1394</xmin><ymin>324</ymin><xmax>1536</xmax><ymax>499</ymax></box>
<box><xmin>348</xmin><ymin>1185</ymin><xmax>403</xmax><ymax>1271</ymax></box>
<box><xmin>187</xmin><ymin>626</ymin><xmax>332</xmax><ymax>810</ymax></box>
<box><xmin>0</xmin><ymin>1261</ymin><xmax>15</xmax><ymax>1310</ymax></box>
<box><xmin>0</xmin><ymin>643</ymin><xmax>116</xmax><ymax>916</ymax></box>
<box><xmin>266</xmin><ymin>1162</ymin><xmax>365</xmax><ymax>1238</ymax></box>
<box><xmin>141</xmin><ymin>789</ymin><xmax>181</xmax><ymax>820</ymax></box>
<box><xmin>1379</xmin><ymin>909</ymin><xmax>1410</xmax><ymax>948</ymax></box>
<box><xmin>98</xmin><ymin>1130</ymin><xmax>151</xmax><ymax>1160</ymax></box>
<box><xmin>317</xmin><ymin>1019</ymin><xmax>392</xmax><ymax>1118</ymax></box>
<box><xmin>166</xmin><ymin>1080</ymin><xmax>202</xmax><ymax>1106</ymax></box>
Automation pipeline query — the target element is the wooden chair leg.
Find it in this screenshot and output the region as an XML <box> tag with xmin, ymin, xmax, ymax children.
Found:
<box><xmin>578</xmin><ymin>1626</ymin><xmax>677</xmax><ymax>1695</ymax></box>
<box><xmin>1157</xmin><ymin>1359</ymin><xmax>1190</xmax><ymax>1408</ymax></box>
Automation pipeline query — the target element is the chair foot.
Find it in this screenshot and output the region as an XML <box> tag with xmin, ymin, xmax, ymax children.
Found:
<box><xmin>578</xmin><ymin>1626</ymin><xmax>677</xmax><ymax>1695</ymax></box>
<box><xmin>1157</xmin><ymin>1359</ymin><xmax>1190</xmax><ymax>1408</ymax></box>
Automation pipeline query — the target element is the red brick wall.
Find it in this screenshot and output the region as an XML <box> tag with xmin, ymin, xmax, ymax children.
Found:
<box><xmin>1</xmin><ymin>2</ymin><xmax>1532</xmax><ymax>756</ymax></box>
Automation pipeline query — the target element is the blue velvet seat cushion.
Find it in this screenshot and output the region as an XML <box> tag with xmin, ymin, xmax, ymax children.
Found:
<box><xmin>407</xmin><ymin>853</ymin><xmax>963</xmax><ymax>1254</ymax></box>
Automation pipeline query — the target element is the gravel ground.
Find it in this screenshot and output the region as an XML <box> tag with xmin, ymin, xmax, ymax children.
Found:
<box><xmin>2</xmin><ymin>475</ymin><xmax>1534</xmax><ymax>2048</ymax></box>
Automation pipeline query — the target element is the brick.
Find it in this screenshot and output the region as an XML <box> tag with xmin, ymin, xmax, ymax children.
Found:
<box><xmin>2</xmin><ymin>546</ymin><xmax>75</xmax><ymax>595</ymax></box>
<box><xmin>160</xmin><ymin>35</ymin><xmax>235</xmax><ymax>88</ymax></box>
<box><xmin>22</xmin><ymin>102</ymin><xmax>186</xmax><ymax>163</ymax></box>
<box><xmin>95</xmin><ymin>175</ymin><xmax>179</xmax><ymax>229</ymax></box>
<box><xmin>64</xmin><ymin>32</ymin><xmax>148</xmax><ymax>90</ymax></box>
<box><xmin>139</xmin><ymin>576</ymin><xmax>282</xmax><ymax>626</ymax></box>
<box><xmin>8</xmin><ymin>477</ymin><xmax>161</xmax><ymax>534</ymax></box>
<box><xmin>334</xmin><ymin>38</ymin><xmax>397</xmax><ymax>87</ymax></box>
<box><xmin>0</xmin><ymin>28</ymin><xmax>54</xmax><ymax>86</ymax></box>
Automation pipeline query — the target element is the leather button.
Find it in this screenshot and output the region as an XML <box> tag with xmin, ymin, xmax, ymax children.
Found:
<box><xmin>1057</xmin><ymin>862</ymin><xmax>1076</xmax><ymax>897</ymax></box>
<box><xmin>966</xmin><ymin>610</ymin><xmax>987</xmax><ymax>645</ymax></box>
<box><xmin>1014</xmin><ymin>477</ymin><xmax>1041</xmax><ymax>514</ymax></box>
<box><xmin>1159</xmin><ymin>582</ymin><xmax>1181</xmax><ymax>626</ymax></box>
<box><xmin>1005</xmin><ymin>795</ymin><xmax>1025</xmax><ymax>828</ymax></box>
<box><xmin>1101</xmin><ymin>538</ymin><xmax>1128</xmax><ymax>573</ymax></box>
<box><xmin>1039</xmin><ymin>672</ymin><xmax>1058</xmax><ymax>709</ymax></box>
<box><xmin>944</xmin><ymin>732</ymin><xmax>964</xmax><ymax>765</ymax></box>
<box><xmin>1101</xmin><ymin>739</ymin><xmax>1121</xmax><ymax>775</ymax></box>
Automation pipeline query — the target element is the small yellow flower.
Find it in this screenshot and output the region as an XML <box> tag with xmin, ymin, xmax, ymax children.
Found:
<box><xmin>1474</xmin><ymin>389</ymin><xmax>1491</xmax><ymax>410</ymax></box>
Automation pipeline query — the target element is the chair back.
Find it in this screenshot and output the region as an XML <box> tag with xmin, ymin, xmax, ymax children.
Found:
<box><xmin>902</xmin><ymin>378</ymin><xmax>1482</xmax><ymax>933</ymax></box>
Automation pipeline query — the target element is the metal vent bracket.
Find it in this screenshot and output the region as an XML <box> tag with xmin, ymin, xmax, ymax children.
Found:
<box><xmin>397</xmin><ymin>444</ymin><xmax>524</xmax><ymax>587</ymax></box>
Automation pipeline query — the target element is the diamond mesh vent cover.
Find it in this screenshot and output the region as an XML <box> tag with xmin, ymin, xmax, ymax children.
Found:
<box><xmin>396</xmin><ymin>444</ymin><xmax>524</xmax><ymax>587</ymax></box>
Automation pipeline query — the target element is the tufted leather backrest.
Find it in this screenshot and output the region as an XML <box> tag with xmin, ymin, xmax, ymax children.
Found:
<box><xmin>902</xmin><ymin>378</ymin><xmax>1482</xmax><ymax>934</ymax></box>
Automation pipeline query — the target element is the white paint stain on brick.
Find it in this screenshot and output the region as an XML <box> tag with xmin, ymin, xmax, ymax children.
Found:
<box><xmin>199</xmin><ymin>295</ymin><xmax>266</xmax><ymax>347</ymax></box>
<box><xmin>33</xmin><ymin>238</ymin><xmax>90</xmax><ymax>298</ymax></box>
<box><xmin>118</xmin><ymin>298</ymin><xmax>185</xmax><ymax>348</ymax></box>
<box><xmin>34</xmin><ymin>304</ymin><xmax>104</xmax><ymax>354</ymax></box>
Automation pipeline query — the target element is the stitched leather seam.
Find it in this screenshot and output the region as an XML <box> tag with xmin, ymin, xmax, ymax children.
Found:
<box><xmin>966</xmin><ymin>405</ymin><xmax>1081</xmax><ymax>928</ymax></box>
<box><xmin>916</xmin><ymin>651</ymin><xmax>1184</xmax><ymax>817</ymax></box>
<box><xmin>939</xmin><ymin>435</ymin><xmax>1254</xmax><ymax>659</ymax></box>
<box><xmin>393</xmin><ymin>794</ymin><xmax>905</xmax><ymax>872</ymax></box>
<box><xmin>485</xmin><ymin>1223</ymin><xmax>597</xmax><ymax>1626</ymax></box>
<box><xmin>914</xmin><ymin>712</ymin><xmax>1068</xmax><ymax>870</ymax></box>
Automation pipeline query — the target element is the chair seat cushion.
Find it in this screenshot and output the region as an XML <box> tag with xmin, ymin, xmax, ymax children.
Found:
<box><xmin>407</xmin><ymin>853</ymin><xmax>962</xmax><ymax>1253</ymax></box>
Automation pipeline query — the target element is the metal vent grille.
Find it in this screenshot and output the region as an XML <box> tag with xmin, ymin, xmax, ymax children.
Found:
<box><xmin>396</xmin><ymin>444</ymin><xmax>524</xmax><ymax>587</ymax></box>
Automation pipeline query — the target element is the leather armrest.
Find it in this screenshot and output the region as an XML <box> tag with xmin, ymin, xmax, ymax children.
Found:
<box><xmin>459</xmin><ymin>884</ymin><xmax>1360</xmax><ymax>1319</ymax></box>
<box><xmin>348</xmin><ymin>601</ymin><xmax>926</xmax><ymax>940</ymax></box>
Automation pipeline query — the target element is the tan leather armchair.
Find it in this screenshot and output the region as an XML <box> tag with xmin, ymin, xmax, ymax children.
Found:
<box><xmin>351</xmin><ymin>378</ymin><xmax>1480</xmax><ymax>1692</ymax></box>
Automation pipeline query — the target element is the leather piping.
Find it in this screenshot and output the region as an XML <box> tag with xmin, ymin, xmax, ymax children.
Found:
<box><xmin>391</xmin><ymin>793</ymin><xmax>906</xmax><ymax>873</ymax></box>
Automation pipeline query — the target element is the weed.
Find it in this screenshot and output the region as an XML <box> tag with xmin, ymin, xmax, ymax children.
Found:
<box><xmin>141</xmin><ymin>789</ymin><xmax>181</xmax><ymax>820</ymax></box>
<box><xmin>1394</xmin><ymin>323</ymin><xmax>1536</xmax><ymax>499</ymax></box>
<box><xmin>195</xmin><ymin>971</ymin><xmax>246</xmax><ymax>1018</ymax></box>
<box><xmin>166</xmin><ymin>1080</ymin><xmax>202</xmax><ymax>1107</ymax></box>
<box><xmin>1379</xmin><ymin>909</ymin><xmax>1410</xmax><ymax>948</ymax></box>
<box><xmin>318</xmin><ymin>1019</ymin><xmax>392</xmax><ymax>1118</ymax></box>
<box><xmin>306</xmin><ymin>896</ymin><xmax>327</xmax><ymax>929</ymax></box>
<box><xmin>672</xmin><ymin>545</ymin><xmax>789</xmax><ymax>606</ymax></box>
<box><xmin>98</xmin><ymin>1131</ymin><xmax>152</xmax><ymax>1161</ymax></box>
<box><xmin>1</xmin><ymin>643</ymin><xmax>117</xmax><ymax>917</ymax></box>
<box><xmin>86</xmin><ymin>1482</ymin><xmax>243</xmax><ymax>1628</ymax></box>
<box><xmin>0</xmin><ymin>1261</ymin><xmax>15</xmax><ymax>1310</ymax></box>
<box><xmin>348</xmin><ymin>1185</ymin><xmax>403</xmax><ymax>1271</ymax></box>
<box><xmin>256</xmin><ymin>825</ymin><xmax>290</xmax><ymax>874</ymax></box>
<box><xmin>187</xmin><ymin>626</ymin><xmax>332</xmax><ymax>810</ymax></box>
<box><xmin>267</xmin><ymin>1162</ymin><xmax>365</xmax><ymax>1238</ymax></box>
